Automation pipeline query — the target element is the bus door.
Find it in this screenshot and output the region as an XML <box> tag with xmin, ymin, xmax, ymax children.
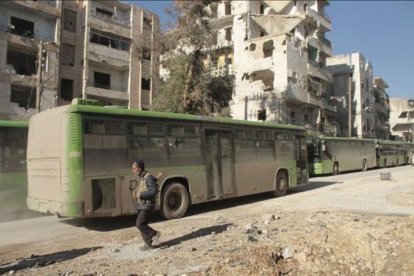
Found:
<box><xmin>205</xmin><ymin>130</ymin><xmax>234</xmax><ymax>199</ymax></box>
<box><xmin>294</xmin><ymin>136</ymin><xmax>308</xmax><ymax>185</ymax></box>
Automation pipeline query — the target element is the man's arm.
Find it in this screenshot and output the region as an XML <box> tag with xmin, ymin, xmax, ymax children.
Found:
<box><xmin>139</xmin><ymin>175</ymin><xmax>158</xmax><ymax>200</ymax></box>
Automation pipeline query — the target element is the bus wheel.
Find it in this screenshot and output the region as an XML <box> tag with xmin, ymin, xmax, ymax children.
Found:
<box><xmin>274</xmin><ymin>172</ymin><xmax>288</xmax><ymax>197</ymax></box>
<box><xmin>161</xmin><ymin>182</ymin><xmax>190</xmax><ymax>220</ymax></box>
<box><xmin>333</xmin><ymin>163</ymin><xmax>340</xmax><ymax>175</ymax></box>
<box><xmin>362</xmin><ymin>159</ymin><xmax>367</xmax><ymax>171</ymax></box>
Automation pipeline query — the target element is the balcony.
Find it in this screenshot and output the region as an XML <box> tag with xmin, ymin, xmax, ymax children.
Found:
<box><xmin>11</xmin><ymin>0</ymin><xmax>60</xmax><ymax>17</ymax></box>
<box><xmin>307</xmin><ymin>61</ymin><xmax>332</xmax><ymax>82</ymax></box>
<box><xmin>90</xmin><ymin>8</ymin><xmax>131</xmax><ymax>27</ymax></box>
<box><xmin>308</xmin><ymin>36</ymin><xmax>332</xmax><ymax>56</ymax></box>
<box><xmin>86</xmin><ymin>82</ymin><xmax>129</xmax><ymax>101</ymax></box>
<box><xmin>304</xmin><ymin>8</ymin><xmax>332</xmax><ymax>31</ymax></box>
<box><xmin>87</xmin><ymin>43</ymin><xmax>130</xmax><ymax>69</ymax></box>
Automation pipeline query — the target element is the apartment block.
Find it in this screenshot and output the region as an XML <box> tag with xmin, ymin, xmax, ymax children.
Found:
<box><xmin>389</xmin><ymin>98</ymin><xmax>414</xmax><ymax>142</ymax></box>
<box><xmin>0</xmin><ymin>0</ymin><xmax>61</xmax><ymax>120</ymax></box>
<box><xmin>372</xmin><ymin>77</ymin><xmax>390</xmax><ymax>139</ymax></box>
<box><xmin>73</xmin><ymin>0</ymin><xmax>159</xmax><ymax>109</ymax></box>
<box><xmin>326</xmin><ymin>53</ymin><xmax>388</xmax><ymax>138</ymax></box>
<box><xmin>0</xmin><ymin>0</ymin><xmax>160</xmax><ymax>120</ymax></box>
<box><xmin>208</xmin><ymin>0</ymin><xmax>334</xmax><ymax>132</ymax></box>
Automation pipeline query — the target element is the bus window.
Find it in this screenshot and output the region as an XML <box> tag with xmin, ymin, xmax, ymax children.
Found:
<box><xmin>256</xmin><ymin>130</ymin><xmax>275</xmax><ymax>162</ymax></box>
<box><xmin>85</xmin><ymin>120</ymin><xmax>105</xmax><ymax>134</ymax></box>
<box><xmin>128</xmin><ymin>123</ymin><xmax>146</xmax><ymax>135</ymax></box>
<box><xmin>235</xmin><ymin>140</ymin><xmax>256</xmax><ymax>163</ymax></box>
<box><xmin>105</xmin><ymin>121</ymin><xmax>125</xmax><ymax>135</ymax></box>
<box><xmin>167</xmin><ymin>125</ymin><xmax>202</xmax><ymax>165</ymax></box>
<box><xmin>127</xmin><ymin>122</ymin><xmax>166</xmax><ymax>166</ymax></box>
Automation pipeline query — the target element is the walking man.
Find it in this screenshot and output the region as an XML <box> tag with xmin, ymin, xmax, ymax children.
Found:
<box><xmin>132</xmin><ymin>159</ymin><xmax>161</xmax><ymax>250</ymax></box>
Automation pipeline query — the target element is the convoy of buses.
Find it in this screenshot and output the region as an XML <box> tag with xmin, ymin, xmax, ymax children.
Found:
<box><xmin>0</xmin><ymin>120</ymin><xmax>29</xmax><ymax>220</ymax></box>
<box><xmin>1</xmin><ymin>99</ymin><xmax>413</xmax><ymax>220</ymax></box>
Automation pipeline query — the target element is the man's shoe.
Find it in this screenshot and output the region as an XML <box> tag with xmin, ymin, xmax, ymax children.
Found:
<box><xmin>139</xmin><ymin>244</ymin><xmax>154</xmax><ymax>251</ymax></box>
<box><xmin>152</xmin><ymin>231</ymin><xmax>161</xmax><ymax>246</ymax></box>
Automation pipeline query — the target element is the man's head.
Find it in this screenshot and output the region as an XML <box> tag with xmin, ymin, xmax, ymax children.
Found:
<box><xmin>132</xmin><ymin>159</ymin><xmax>145</xmax><ymax>174</ymax></box>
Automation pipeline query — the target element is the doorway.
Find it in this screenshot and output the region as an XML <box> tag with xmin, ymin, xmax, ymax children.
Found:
<box><xmin>205</xmin><ymin>130</ymin><xmax>234</xmax><ymax>199</ymax></box>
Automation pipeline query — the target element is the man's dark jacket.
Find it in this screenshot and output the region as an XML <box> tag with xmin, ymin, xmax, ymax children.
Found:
<box><xmin>136</xmin><ymin>172</ymin><xmax>158</xmax><ymax>211</ymax></box>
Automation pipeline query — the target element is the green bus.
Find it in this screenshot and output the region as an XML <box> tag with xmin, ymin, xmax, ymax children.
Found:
<box><xmin>27</xmin><ymin>99</ymin><xmax>309</xmax><ymax>219</ymax></box>
<box><xmin>0</xmin><ymin>120</ymin><xmax>29</xmax><ymax>220</ymax></box>
<box><xmin>376</xmin><ymin>140</ymin><xmax>407</xmax><ymax>168</ymax></box>
<box><xmin>307</xmin><ymin>136</ymin><xmax>377</xmax><ymax>175</ymax></box>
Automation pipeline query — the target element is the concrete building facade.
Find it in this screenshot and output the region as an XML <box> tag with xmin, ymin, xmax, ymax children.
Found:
<box><xmin>389</xmin><ymin>98</ymin><xmax>414</xmax><ymax>142</ymax></box>
<box><xmin>0</xmin><ymin>0</ymin><xmax>61</xmax><ymax>120</ymax></box>
<box><xmin>326</xmin><ymin>53</ymin><xmax>389</xmax><ymax>138</ymax></box>
<box><xmin>208</xmin><ymin>0</ymin><xmax>335</xmax><ymax>132</ymax></box>
<box><xmin>0</xmin><ymin>0</ymin><xmax>159</xmax><ymax>120</ymax></box>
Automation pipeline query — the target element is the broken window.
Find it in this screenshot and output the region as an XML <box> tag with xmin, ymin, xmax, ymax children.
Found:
<box><xmin>96</xmin><ymin>7</ymin><xmax>113</xmax><ymax>20</ymax></box>
<box><xmin>60</xmin><ymin>78</ymin><xmax>73</xmax><ymax>102</ymax></box>
<box><xmin>141</xmin><ymin>78</ymin><xmax>151</xmax><ymax>90</ymax></box>
<box><xmin>10</xmin><ymin>17</ymin><xmax>34</xmax><ymax>38</ymax></box>
<box><xmin>257</xmin><ymin>109</ymin><xmax>266</xmax><ymax>121</ymax></box>
<box><xmin>10</xmin><ymin>85</ymin><xmax>35</xmax><ymax>109</ymax></box>
<box><xmin>290</xmin><ymin>111</ymin><xmax>296</xmax><ymax>123</ymax></box>
<box><xmin>263</xmin><ymin>40</ymin><xmax>274</xmax><ymax>58</ymax></box>
<box><xmin>63</xmin><ymin>9</ymin><xmax>76</xmax><ymax>32</ymax></box>
<box><xmin>308</xmin><ymin>45</ymin><xmax>318</xmax><ymax>63</ymax></box>
<box><xmin>141</xmin><ymin>48</ymin><xmax>151</xmax><ymax>60</ymax></box>
<box><xmin>210</xmin><ymin>55</ymin><xmax>218</xmax><ymax>67</ymax></box>
<box><xmin>143</xmin><ymin>17</ymin><xmax>152</xmax><ymax>31</ymax></box>
<box><xmin>90</xmin><ymin>28</ymin><xmax>130</xmax><ymax>51</ymax></box>
<box><xmin>7</xmin><ymin>48</ymin><xmax>37</xmax><ymax>76</ymax></box>
<box><xmin>259</xmin><ymin>4</ymin><xmax>265</xmax><ymax>15</ymax></box>
<box><xmin>94</xmin><ymin>71</ymin><xmax>111</xmax><ymax>89</ymax></box>
<box><xmin>224</xmin><ymin>1</ymin><xmax>231</xmax><ymax>15</ymax></box>
<box><xmin>225</xmin><ymin>27</ymin><xmax>232</xmax><ymax>41</ymax></box>
<box><xmin>62</xmin><ymin>43</ymin><xmax>75</xmax><ymax>66</ymax></box>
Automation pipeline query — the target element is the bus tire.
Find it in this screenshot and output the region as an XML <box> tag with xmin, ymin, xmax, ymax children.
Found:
<box><xmin>362</xmin><ymin>159</ymin><xmax>367</xmax><ymax>171</ymax></box>
<box><xmin>274</xmin><ymin>171</ymin><xmax>288</xmax><ymax>197</ymax></box>
<box><xmin>161</xmin><ymin>182</ymin><xmax>190</xmax><ymax>220</ymax></box>
<box><xmin>333</xmin><ymin>163</ymin><xmax>340</xmax><ymax>175</ymax></box>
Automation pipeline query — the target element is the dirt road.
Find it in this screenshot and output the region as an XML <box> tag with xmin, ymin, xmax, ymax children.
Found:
<box><xmin>1</xmin><ymin>166</ymin><xmax>413</xmax><ymax>275</ymax></box>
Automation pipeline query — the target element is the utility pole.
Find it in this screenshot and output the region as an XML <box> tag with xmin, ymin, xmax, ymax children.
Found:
<box><xmin>348</xmin><ymin>73</ymin><xmax>352</xmax><ymax>137</ymax></box>
<box><xmin>36</xmin><ymin>40</ymin><xmax>45</xmax><ymax>113</ymax></box>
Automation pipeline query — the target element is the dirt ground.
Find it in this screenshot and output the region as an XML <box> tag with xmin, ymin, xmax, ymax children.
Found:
<box><xmin>1</xmin><ymin>167</ymin><xmax>414</xmax><ymax>275</ymax></box>
<box><xmin>1</xmin><ymin>210</ymin><xmax>413</xmax><ymax>275</ymax></box>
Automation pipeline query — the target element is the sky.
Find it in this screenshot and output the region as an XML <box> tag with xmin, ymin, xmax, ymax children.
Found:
<box><xmin>130</xmin><ymin>1</ymin><xmax>414</xmax><ymax>99</ymax></box>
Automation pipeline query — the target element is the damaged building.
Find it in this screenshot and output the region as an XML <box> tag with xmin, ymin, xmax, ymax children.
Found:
<box><xmin>0</xmin><ymin>0</ymin><xmax>160</xmax><ymax>120</ymax></box>
<box><xmin>326</xmin><ymin>53</ymin><xmax>390</xmax><ymax>138</ymax></box>
<box><xmin>389</xmin><ymin>98</ymin><xmax>414</xmax><ymax>142</ymax></box>
<box><xmin>0</xmin><ymin>0</ymin><xmax>60</xmax><ymax>119</ymax></box>
<box><xmin>208</xmin><ymin>0</ymin><xmax>335</xmax><ymax>133</ymax></box>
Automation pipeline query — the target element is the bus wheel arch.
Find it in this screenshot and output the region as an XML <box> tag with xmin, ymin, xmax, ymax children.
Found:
<box><xmin>333</xmin><ymin>162</ymin><xmax>340</xmax><ymax>175</ymax></box>
<box><xmin>160</xmin><ymin>177</ymin><xmax>191</xmax><ymax>220</ymax></box>
<box><xmin>274</xmin><ymin>169</ymin><xmax>289</xmax><ymax>197</ymax></box>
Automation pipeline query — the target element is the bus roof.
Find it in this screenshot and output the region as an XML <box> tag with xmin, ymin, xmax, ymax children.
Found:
<box><xmin>377</xmin><ymin>139</ymin><xmax>407</xmax><ymax>145</ymax></box>
<box><xmin>319</xmin><ymin>136</ymin><xmax>376</xmax><ymax>143</ymax></box>
<box><xmin>66</xmin><ymin>99</ymin><xmax>305</xmax><ymax>131</ymax></box>
<box><xmin>0</xmin><ymin>120</ymin><xmax>29</xmax><ymax>128</ymax></box>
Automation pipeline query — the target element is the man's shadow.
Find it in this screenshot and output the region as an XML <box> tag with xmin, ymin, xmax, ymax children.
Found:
<box><xmin>0</xmin><ymin>246</ymin><xmax>102</xmax><ymax>274</ymax></box>
<box><xmin>158</xmin><ymin>223</ymin><xmax>233</xmax><ymax>248</ymax></box>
